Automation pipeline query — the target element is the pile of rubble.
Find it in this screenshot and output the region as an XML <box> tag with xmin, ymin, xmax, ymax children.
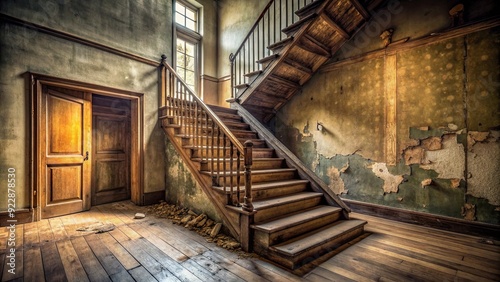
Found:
<box><xmin>147</xmin><ymin>202</ymin><xmax>244</xmax><ymax>252</ymax></box>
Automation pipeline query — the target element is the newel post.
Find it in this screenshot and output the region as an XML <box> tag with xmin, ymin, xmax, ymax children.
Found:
<box><xmin>242</xmin><ymin>140</ymin><xmax>253</xmax><ymax>212</ymax></box>
<box><xmin>240</xmin><ymin>140</ymin><xmax>254</xmax><ymax>252</ymax></box>
<box><xmin>159</xmin><ymin>54</ymin><xmax>167</xmax><ymax>109</ymax></box>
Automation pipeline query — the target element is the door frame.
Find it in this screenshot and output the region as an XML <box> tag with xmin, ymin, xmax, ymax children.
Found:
<box><xmin>29</xmin><ymin>73</ymin><xmax>144</xmax><ymax>221</ymax></box>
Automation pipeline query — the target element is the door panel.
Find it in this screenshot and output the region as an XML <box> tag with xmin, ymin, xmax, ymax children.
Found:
<box><xmin>92</xmin><ymin>95</ymin><xmax>131</xmax><ymax>205</ymax></box>
<box><xmin>41</xmin><ymin>87</ymin><xmax>91</xmax><ymax>218</ymax></box>
<box><xmin>47</xmin><ymin>165</ymin><xmax>82</xmax><ymax>202</ymax></box>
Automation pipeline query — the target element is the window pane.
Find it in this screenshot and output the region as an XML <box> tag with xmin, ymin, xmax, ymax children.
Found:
<box><xmin>186</xmin><ymin>8</ymin><xmax>195</xmax><ymax>20</ymax></box>
<box><xmin>175</xmin><ymin>13</ymin><xmax>185</xmax><ymax>26</ymax></box>
<box><xmin>185</xmin><ymin>42</ymin><xmax>195</xmax><ymax>56</ymax></box>
<box><xmin>185</xmin><ymin>70</ymin><xmax>195</xmax><ymax>87</ymax></box>
<box><xmin>186</xmin><ymin>19</ymin><xmax>196</xmax><ymax>31</ymax></box>
<box><xmin>186</xmin><ymin>55</ymin><xmax>194</xmax><ymax>69</ymax></box>
<box><xmin>175</xmin><ymin>3</ymin><xmax>185</xmax><ymax>15</ymax></box>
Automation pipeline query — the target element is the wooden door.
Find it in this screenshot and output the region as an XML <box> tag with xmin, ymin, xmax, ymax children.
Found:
<box><xmin>92</xmin><ymin>95</ymin><xmax>131</xmax><ymax>205</ymax></box>
<box><xmin>41</xmin><ymin>86</ymin><xmax>91</xmax><ymax>218</ymax></box>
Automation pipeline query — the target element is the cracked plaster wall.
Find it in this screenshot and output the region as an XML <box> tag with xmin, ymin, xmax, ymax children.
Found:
<box><xmin>272</xmin><ymin>0</ymin><xmax>500</xmax><ymax>224</ymax></box>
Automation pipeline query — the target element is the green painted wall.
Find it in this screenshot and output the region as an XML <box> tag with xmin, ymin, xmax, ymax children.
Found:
<box><xmin>164</xmin><ymin>139</ymin><xmax>221</xmax><ymax>222</ymax></box>
<box><xmin>0</xmin><ymin>0</ymin><xmax>172</xmax><ymax>211</ymax></box>
<box><xmin>272</xmin><ymin>0</ymin><xmax>500</xmax><ymax>224</ymax></box>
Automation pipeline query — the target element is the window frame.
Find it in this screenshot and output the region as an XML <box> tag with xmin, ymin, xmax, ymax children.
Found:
<box><xmin>174</xmin><ymin>0</ymin><xmax>202</xmax><ymax>94</ymax></box>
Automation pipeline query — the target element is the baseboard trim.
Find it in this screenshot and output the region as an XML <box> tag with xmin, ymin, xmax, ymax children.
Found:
<box><xmin>344</xmin><ymin>199</ymin><xmax>500</xmax><ymax>239</ymax></box>
<box><xmin>143</xmin><ymin>190</ymin><xmax>165</xmax><ymax>206</ymax></box>
<box><xmin>0</xmin><ymin>209</ymin><xmax>33</xmax><ymax>227</ymax></box>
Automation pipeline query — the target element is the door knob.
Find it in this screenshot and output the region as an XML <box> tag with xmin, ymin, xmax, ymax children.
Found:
<box><xmin>83</xmin><ymin>151</ymin><xmax>89</xmax><ymax>161</ymax></box>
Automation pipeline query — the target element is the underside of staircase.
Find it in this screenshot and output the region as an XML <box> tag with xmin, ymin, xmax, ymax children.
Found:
<box><xmin>159</xmin><ymin>101</ymin><xmax>366</xmax><ymax>270</ymax></box>
<box><xmin>234</xmin><ymin>0</ymin><xmax>373</xmax><ymax>122</ymax></box>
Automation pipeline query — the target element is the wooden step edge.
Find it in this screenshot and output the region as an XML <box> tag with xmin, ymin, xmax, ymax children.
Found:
<box><xmin>234</xmin><ymin>83</ymin><xmax>250</xmax><ymax>90</ymax></box>
<box><xmin>270</xmin><ymin>220</ymin><xmax>367</xmax><ymax>256</ymax></box>
<box><xmin>253</xmin><ymin>192</ymin><xmax>323</xmax><ymax>210</ymax></box>
<box><xmin>267</xmin><ymin>36</ymin><xmax>294</xmax><ymax>52</ymax></box>
<box><xmin>191</xmin><ymin>157</ymin><xmax>285</xmax><ymax>163</ymax></box>
<box><xmin>252</xmin><ymin>205</ymin><xmax>342</xmax><ymax>233</ymax></box>
<box><xmin>257</xmin><ymin>53</ymin><xmax>279</xmax><ymax>64</ymax></box>
<box><xmin>282</xmin><ymin>13</ymin><xmax>318</xmax><ymax>36</ymax></box>
<box><xmin>244</xmin><ymin>70</ymin><xmax>263</xmax><ymax>77</ymax></box>
<box><xmin>201</xmin><ymin>168</ymin><xmax>296</xmax><ymax>176</ymax></box>
<box><xmin>207</xmin><ymin>104</ymin><xmax>238</xmax><ymax>114</ymax></box>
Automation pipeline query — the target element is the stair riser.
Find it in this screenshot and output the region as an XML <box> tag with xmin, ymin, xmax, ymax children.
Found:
<box><xmin>251</xmin><ymin>183</ymin><xmax>308</xmax><ymax>201</ymax></box>
<box><xmin>233</xmin><ymin>132</ymin><xmax>259</xmax><ymax>139</ymax></box>
<box><xmin>278</xmin><ymin>227</ymin><xmax>365</xmax><ymax>270</ymax></box>
<box><xmin>212</xmin><ymin>171</ymin><xmax>297</xmax><ymax>186</ymax></box>
<box><xmin>199</xmin><ymin>159</ymin><xmax>284</xmax><ymax>171</ymax></box>
<box><xmin>254</xmin><ymin>197</ymin><xmax>322</xmax><ymax>223</ymax></box>
<box><xmin>254</xmin><ymin>211</ymin><xmax>341</xmax><ymax>248</ymax></box>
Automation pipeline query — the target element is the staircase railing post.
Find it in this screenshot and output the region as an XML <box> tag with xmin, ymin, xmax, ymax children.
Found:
<box><xmin>242</xmin><ymin>140</ymin><xmax>254</xmax><ymax>212</ymax></box>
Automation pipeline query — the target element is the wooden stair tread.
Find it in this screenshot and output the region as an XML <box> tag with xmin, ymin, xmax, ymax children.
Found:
<box><xmin>252</xmin><ymin>192</ymin><xmax>323</xmax><ymax>210</ymax></box>
<box><xmin>244</xmin><ymin>70</ymin><xmax>263</xmax><ymax>77</ymax></box>
<box><xmin>270</xmin><ymin>219</ymin><xmax>367</xmax><ymax>256</ymax></box>
<box><xmin>191</xmin><ymin>157</ymin><xmax>284</xmax><ymax>163</ymax></box>
<box><xmin>207</xmin><ymin>104</ymin><xmax>238</xmax><ymax>114</ymax></box>
<box><xmin>267</xmin><ymin>37</ymin><xmax>294</xmax><ymax>52</ymax></box>
<box><xmin>282</xmin><ymin>13</ymin><xmax>318</xmax><ymax>36</ymax></box>
<box><xmin>252</xmin><ymin>205</ymin><xmax>341</xmax><ymax>233</ymax></box>
<box><xmin>257</xmin><ymin>54</ymin><xmax>279</xmax><ymax>64</ymax></box>
<box><xmin>212</xmin><ymin>179</ymin><xmax>308</xmax><ymax>194</ymax></box>
<box><xmin>202</xmin><ymin>168</ymin><xmax>296</xmax><ymax>176</ymax></box>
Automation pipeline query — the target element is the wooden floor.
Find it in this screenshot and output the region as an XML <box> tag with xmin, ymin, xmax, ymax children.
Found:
<box><xmin>1</xmin><ymin>201</ymin><xmax>499</xmax><ymax>282</ymax></box>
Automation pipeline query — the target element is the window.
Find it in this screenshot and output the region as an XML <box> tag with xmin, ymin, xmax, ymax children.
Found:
<box><xmin>176</xmin><ymin>38</ymin><xmax>196</xmax><ymax>90</ymax></box>
<box><xmin>175</xmin><ymin>1</ymin><xmax>197</xmax><ymax>32</ymax></box>
<box><xmin>174</xmin><ymin>1</ymin><xmax>201</xmax><ymax>93</ymax></box>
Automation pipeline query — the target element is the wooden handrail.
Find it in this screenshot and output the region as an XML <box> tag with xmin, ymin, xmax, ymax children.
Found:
<box><xmin>159</xmin><ymin>55</ymin><xmax>252</xmax><ymax>210</ymax></box>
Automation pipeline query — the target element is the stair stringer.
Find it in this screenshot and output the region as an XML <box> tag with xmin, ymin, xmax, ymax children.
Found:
<box><xmin>231</xmin><ymin>102</ymin><xmax>351</xmax><ymax>218</ymax></box>
<box><xmin>160</xmin><ymin>121</ymin><xmax>242</xmax><ymax>240</ymax></box>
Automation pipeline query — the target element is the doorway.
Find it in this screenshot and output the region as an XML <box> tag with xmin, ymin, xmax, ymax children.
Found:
<box><xmin>30</xmin><ymin>73</ymin><xmax>144</xmax><ymax>220</ymax></box>
<box><xmin>92</xmin><ymin>94</ymin><xmax>131</xmax><ymax>205</ymax></box>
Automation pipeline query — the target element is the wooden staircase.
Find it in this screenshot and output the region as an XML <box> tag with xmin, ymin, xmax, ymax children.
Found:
<box><xmin>231</xmin><ymin>0</ymin><xmax>374</xmax><ymax>122</ymax></box>
<box><xmin>158</xmin><ymin>71</ymin><xmax>367</xmax><ymax>269</ymax></box>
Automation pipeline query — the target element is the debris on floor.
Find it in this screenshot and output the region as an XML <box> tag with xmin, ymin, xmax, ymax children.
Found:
<box><xmin>148</xmin><ymin>202</ymin><xmax>249</xmax><ymax>254</ymax></box>
<box><xmin>77</xmin><ymin>222</ymin><xmax>115</xmax><ymax>233</ymax></box>
<box><xmin>134</xmin><ymin>213</ymin><xmax>146</xmax><ymax>219</ymax></box>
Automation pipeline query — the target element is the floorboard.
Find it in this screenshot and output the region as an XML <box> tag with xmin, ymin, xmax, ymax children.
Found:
<box><xmin>0</xmin><ymin>201</ymin><xmax>498</xmax><ymax>282</ymax></box>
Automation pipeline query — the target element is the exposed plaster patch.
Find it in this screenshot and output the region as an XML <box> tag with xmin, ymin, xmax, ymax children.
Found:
<box><xmin>461</xmin><ymin>203</ymin><xmax>476</xmax><ymax>221</ymax></box>
<box><xmin>326</xmin><ymin>166</ymin><xmax>347</xmax><ymax>195</ymax></box>
<box><xmin>421</xmin><ymin>136</ymin><xmax>442</xmax><ymax>151</ymax></box>
<box><xmin>370</xmin><ymin>163</ymin><xmax>403</xmax><ymax>194</ymax></box>
<box><xmin>421</xmin><ymin>178</ymin><xmax>433</xmax><ymax>188</ymax></box>
<box><xmin>421</xmin><ymin>134</ymin><xmax>465</xmax><ymax>179</ymax></box>
<box><xmin>404</xmin><ymin>146</ymin><xmax>425</xmax><ymax>165</ymax></box>
<box><xmin>450</xmin><ymin>179</ymin><xmax>460</xmax><ymax>188</ymax></box>
<box><xmin>467</xmin><ymin>131</ymin><xmax>500</xmax><ymax>206</ymax></box>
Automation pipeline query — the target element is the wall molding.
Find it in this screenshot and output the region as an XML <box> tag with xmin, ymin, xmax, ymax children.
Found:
<box><xmin>322</xmin><ymin>17</ymin><xmax>500</xmax><ymax>72</ymax></box>
<box><xmin>344</xmin><ymin>199</ymin><xmax>500</xmax><ymax>239</ymax></box>
<box><xmin>0</xmin><ymin>13</ymin><xmax>160</xmax><ymax>67</ymax></box>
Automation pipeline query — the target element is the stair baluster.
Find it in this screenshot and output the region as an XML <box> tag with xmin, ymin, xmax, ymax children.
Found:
<box><xmin>159</xmin><ymin>55</ymin><xmax>252</xmax><ymax>212</ymax></box>
<box><xmin>229</xmin><ymin>0</ymin><xmax>314</xmax><ymax>100</ymax></box>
